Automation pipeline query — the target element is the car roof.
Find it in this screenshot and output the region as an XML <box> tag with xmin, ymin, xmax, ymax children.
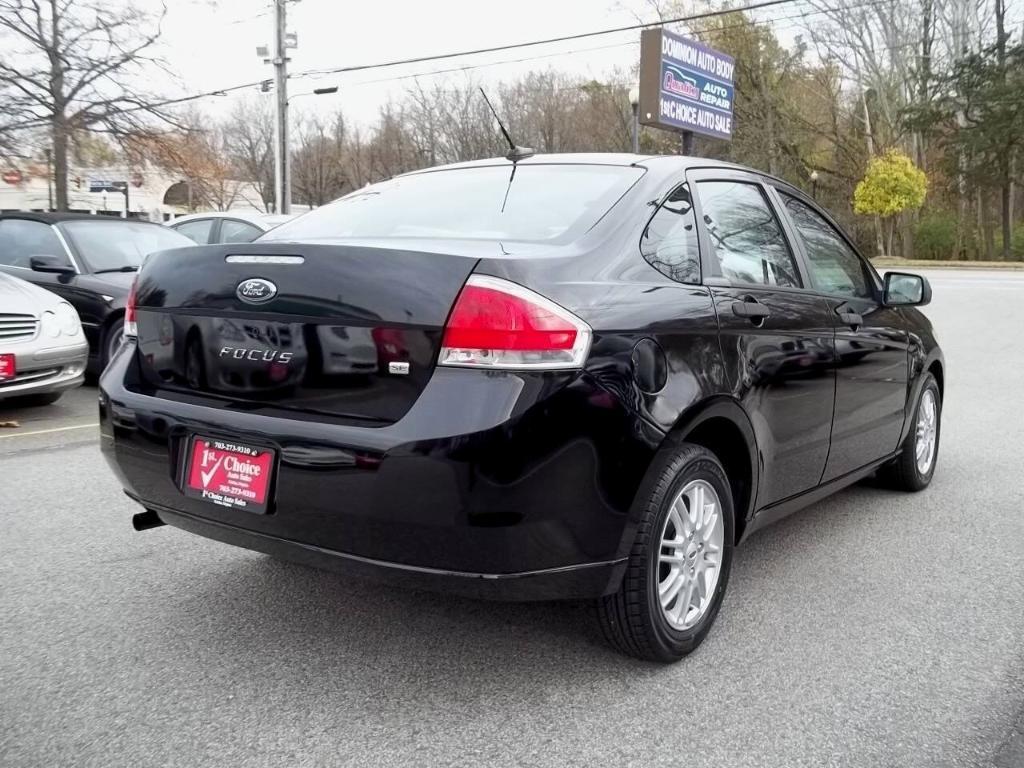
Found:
<box><xmin>402</xmin><ymin>153</ymin><xmax>661</xmax><ymax>175</ymax></box>
<box><xmin>396</xmin><ymin>152</ymin><xmax>756</xmax><ymax>180</ymax></box>
<box><xmin>168</xmin><ymin>211</ymin><xmax>290</xmax><ymax>228</ymax></box>
<box><xmin>0</xmin><ymin>211</ymin><xmax>170</xmax><ymax>228</ymax></box>
<box><xmin>0</xmin><ymin>211</ymin><xmax>107</xmax><ymax>224</ymax></box>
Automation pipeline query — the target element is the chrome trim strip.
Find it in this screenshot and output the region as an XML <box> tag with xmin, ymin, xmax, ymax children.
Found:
<box><xmin>225</xmin><ymin>255</ymin><xmax>305</xmax><ymax>265</ymax></box>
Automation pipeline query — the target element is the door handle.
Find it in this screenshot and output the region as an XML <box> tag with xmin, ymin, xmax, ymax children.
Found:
<box><xmin>732</xmin><ymin>298</ymin><xmax>771</xmax><ymax>323</ymax></box>
<box><xmin>836</xmin><ymin>306</ymin><xmax>863</xmax><ymax>328</ymax></box>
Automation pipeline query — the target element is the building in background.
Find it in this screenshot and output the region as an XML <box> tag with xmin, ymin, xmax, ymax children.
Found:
<box><xmin>0</xmin><ymin>156</ymin><xmax>266</xmax><ymax>221</ymax></box>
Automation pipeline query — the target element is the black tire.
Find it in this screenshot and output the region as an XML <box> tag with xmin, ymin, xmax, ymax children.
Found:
<box><xmin>102</xmin><ymin>320</ymin><xmax>125</xmax><ymax>370</ymax></box>
<box><xmin>597</xmin><ymin>442</ymin><xmax>735</xmax><ymax>662</ymax></box>
<box><xmin>879</xmin><ymin>372</ymin><xmax>941</xmax><ymax>491</ymax></box>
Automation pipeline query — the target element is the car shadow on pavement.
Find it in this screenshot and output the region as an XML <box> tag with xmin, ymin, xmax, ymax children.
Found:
<box><xmin>143</xmin><ymin>478</ymin><xmax>906</xmax><ymax>699</ymax></box>
<box><xmin>154</xmin><ymin>547</ymin><xmax>658</xmax><ymax>687</ymax></box>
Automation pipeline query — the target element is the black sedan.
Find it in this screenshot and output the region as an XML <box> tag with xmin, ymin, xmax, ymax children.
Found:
<box><xmin>0</xmin><ymin>212</ymin><xmax>194</xmax><ymax>375</ymax></box>
<box><xmin>99</xmin><ymin>154</ymin><xmax>943</xmax><ymax>662</ymax></box>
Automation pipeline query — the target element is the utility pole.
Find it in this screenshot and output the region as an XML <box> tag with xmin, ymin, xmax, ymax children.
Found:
<box><xmin>273</xmin><ymin>0</ymin><xmax>291</xmax><ymax>214</ymax></box>
<box><xmin>861</xmin><ymin>88</ymin><xmax>885</xmax><ymax>257</ymax></box>
<box><xmin>628</xmin><ymin>87</ymin><xmax>640</xmax><ymax>153</ymax></box>
<box><xmin>44</xmin><ymin>148</ymin><xmax>53</xmax><ymax>211</ymax></box>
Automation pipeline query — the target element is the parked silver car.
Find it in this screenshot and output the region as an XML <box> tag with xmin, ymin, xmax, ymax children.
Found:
<box><xmin>0</xmin><ymin>272</ymin><xmax>88</xmax><ymax>405</ymax></box>
<box><xmin>166</xmin><ymin>211</ymin><xmax>294</xmax><ymax>244</ymax></box>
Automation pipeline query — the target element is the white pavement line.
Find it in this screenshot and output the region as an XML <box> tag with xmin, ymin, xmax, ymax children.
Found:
<box><xmin>0</xmin><ymin>423</ymin><xmax>98</xmax><ymax>440</ymax></box>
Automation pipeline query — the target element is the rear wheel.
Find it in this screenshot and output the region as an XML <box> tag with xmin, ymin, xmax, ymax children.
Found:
<box><xmin>879</xmin><ymin>372</ymin><xmax>941</xmax><ymax>491</ymax></box>
<box><xmin>597</xmin><ymin>443</ymin><xmax>735</xmax><ymax>662</ymax></box>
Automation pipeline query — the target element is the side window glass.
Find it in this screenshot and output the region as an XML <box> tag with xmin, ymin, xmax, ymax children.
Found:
<box><xmin>173</xmin><ymin>219</ymin><xmax>214</xmax><ymax>244</ymax></box>
<box><xmin>782</xmin><ymin>194</ymin><xmax>872</xmax><ymax>299</ymax></box>
<box><xmin>696</xmin><ymin>181</ymin><xmax>801</xmax><ymax>288</ymax></box>
<box><xmin>0</xmin><ymin>219</ymin><xmax>68</xmax><ymax>268</ymax></box>
<box><xmin>640</xmin><ymin>183</ymin><xmax>700</xmax><ymax>284</ymax></box>
<box><xmin>221</xmin><ymin>220</ymin><xmax>263</xmax><ymax>244</ymax></box>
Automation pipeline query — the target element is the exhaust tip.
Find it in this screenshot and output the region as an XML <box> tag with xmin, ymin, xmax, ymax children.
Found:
<box><xmin>132</xmin><ymin>510</ymin><xmax>165</xmax><ymax>531</ymax></box>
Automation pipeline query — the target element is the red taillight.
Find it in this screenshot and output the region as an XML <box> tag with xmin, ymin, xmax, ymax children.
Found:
<box><xmin>124</xmin><ymin>278</ymin><xmax>138</xmax><ymax>338</ymax></box>
<box><xmin>439</xmin><ymin>276</ymin><xmax>591</xmax><ymax>369</ymax></box>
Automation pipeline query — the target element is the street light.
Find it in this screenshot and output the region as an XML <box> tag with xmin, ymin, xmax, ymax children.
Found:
<box><xmin>267</xmin><ymin>84</ymin><xmax>339</xmax><ymax>213</ymax></box>
<box><xmin>287</xmin><ymin>85</ymin><xmax>339</xmax><ymax>105</ymax></box>
<box><xmin>810</xmin><ymin>170</ymin><xmax>819</xmax><ymax>200</ymax></box>
<box><xmin>628</xmin><ymin>86</ymin><xmax>640</xmax><ymax>154</ymax></box>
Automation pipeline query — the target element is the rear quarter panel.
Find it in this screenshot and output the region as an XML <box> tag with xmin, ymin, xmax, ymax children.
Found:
<box><xmin>476</xmin><ymin>253</ymin><xmax>728</xmax><ymax>436</ymax></box>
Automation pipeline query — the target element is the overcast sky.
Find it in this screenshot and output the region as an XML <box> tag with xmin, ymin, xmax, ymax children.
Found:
<box><xmin>157</xmin><ymin>0</ymin><xmax>658</xmax><ymax>124</ymax></box>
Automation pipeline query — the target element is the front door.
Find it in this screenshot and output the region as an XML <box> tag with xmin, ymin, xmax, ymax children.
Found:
<box><xmin>690</xmin><ymin>174</ymin><xmax>837</xmax><ymax>508</ymax></box>
<box><xmin>0</xmin><ymin>218</ymin><xmax>102</xmax><ymax>353</ymax></box>
<box><xmin>776</xmin><ymin>192</ymin><xmax>909</xmax><ymax>481</ymax></box>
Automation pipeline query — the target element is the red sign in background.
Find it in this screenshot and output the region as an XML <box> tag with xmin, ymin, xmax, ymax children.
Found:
<box><xmin>185</xmin><ymin>437</ymin><xmax>274</xmax><ymax>513</ymax></box>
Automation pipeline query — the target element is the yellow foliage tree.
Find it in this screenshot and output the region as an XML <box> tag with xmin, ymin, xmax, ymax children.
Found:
<box><xmin>853</xmin><ymin>150</ymin><xmax>928</xmax><ymax>256</ymax></box>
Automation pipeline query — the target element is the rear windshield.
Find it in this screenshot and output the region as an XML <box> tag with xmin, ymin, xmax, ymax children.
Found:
<box><xmin>60</xmin><ymin>220</ymin><xmax>193</xmax><ymax>272</ymax></box>
<box><xmin>261</xmin><ymin>164</ymin><xmax>645</xmax><ymax>245</ymax></box>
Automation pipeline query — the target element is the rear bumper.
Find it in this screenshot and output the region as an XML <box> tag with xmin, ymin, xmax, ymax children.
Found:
<box><xmin>100</xmin><ymin>342</ymin><xmax>662</xmax><ymax>601</ymax></box>
<box><xmin>146</xmin><ymin>502</ymin><xmax>625</xmax><ymax>601</ymax></box>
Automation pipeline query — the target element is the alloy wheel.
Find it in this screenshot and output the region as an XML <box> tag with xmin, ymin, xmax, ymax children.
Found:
<box><xmin>657</xmin><ymin>479</ymin><xmax>725</xmax><ymax>630</ymax></box>
<box><xmin>915</xmin><ymin>388</ymin><xmax>938</xmax><ymax>475</ymax></box>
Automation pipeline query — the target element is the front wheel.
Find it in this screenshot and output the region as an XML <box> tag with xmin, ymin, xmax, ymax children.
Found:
<box><xmin>102</xmin><ymin>321</ymin><xmax>125</xmax><ymax>370</ymax></box>
<box><xmin>597</xmin><ymin>443</ymin><xmax>735</xmax><ymax>662</ymax></box>
<box><xmin>879</xmin><ymin>372</ymin><xmax>941</xmax><ymax>491</ymax></box>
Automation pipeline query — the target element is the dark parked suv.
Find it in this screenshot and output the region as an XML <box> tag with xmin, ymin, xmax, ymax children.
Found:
<box><xmin>99</xmin><ymin>155</ymin><xmax>943</xmax><ymax>662</ymax></box>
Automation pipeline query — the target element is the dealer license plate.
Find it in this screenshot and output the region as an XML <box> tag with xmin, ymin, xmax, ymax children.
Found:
<box><xmin>0</xmin><ymin>354</ymin><xmax>15</xmax><ymax>382</ymax></box>
<box><xmin>184</xmin><ymin>436</ymin><xmax>275</xmax><ymax>514</ymax></box>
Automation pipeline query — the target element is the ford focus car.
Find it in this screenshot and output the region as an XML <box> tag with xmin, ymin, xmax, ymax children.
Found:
<box><xmin>99</xmin><ymin>154</ymin><xmax>943</xmax><ymax>662</ymax></box>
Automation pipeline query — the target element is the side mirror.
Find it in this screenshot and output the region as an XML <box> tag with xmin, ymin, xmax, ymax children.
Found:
<box><xmin>884</xmin><ymin>271</ymin><xmax>931</xmax><ymax>307</ymax></box>
<box><xmin>30</xmin><ymin>255</ymin><xmax>75</xmax><ymax>275</ymax></box>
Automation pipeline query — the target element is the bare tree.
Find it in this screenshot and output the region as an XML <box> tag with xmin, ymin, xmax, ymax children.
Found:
<box><xmin>0</xmin><ymin>0</ymin><xmax>171</xmax><ymax>210</ymax></box>
<box><xmin>128</xmin><ymin>112</ymin><xmax>246</xmax><ymax>212</ymax></box>
<box><xmin>291</xmin><ymin>112</ymin><xmax>349</xmax><ymax>207</ymax></box>
<box><xmin>221</xmin><ymin>97</ymin><xmax>276</xmax><ymax>212</ymax></box>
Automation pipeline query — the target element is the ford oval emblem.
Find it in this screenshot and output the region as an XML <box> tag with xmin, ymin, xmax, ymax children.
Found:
<box><xmin>236</xmin><ymin>278</ymin><xmax>277</xmax><ymax>304</ymax></box>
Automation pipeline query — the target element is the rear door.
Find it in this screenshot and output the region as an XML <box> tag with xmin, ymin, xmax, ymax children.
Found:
<box><xmin>171</xmin><ymin>218</ymin><xmax>216</xmax><ymax>245</ymax></box>
<box><xmin>219</xmin><ymin>219</ymin><xmax>264</xmax><ymax>244</ymax></box>
<box><xmin>689</xmin><ymin>169</ymin><xmax>837</xmax><ymax>508</ymax></box>
<box><xmin>774</xmin><ymin>190</ymin><xmax>909</xmax><ymax>480</ymax></box>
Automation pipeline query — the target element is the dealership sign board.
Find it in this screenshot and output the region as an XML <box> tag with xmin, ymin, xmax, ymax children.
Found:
<box><xmin>638</xmin><ymin>28</ymin><xmax>735</xmax><ymax>141</ymax></box>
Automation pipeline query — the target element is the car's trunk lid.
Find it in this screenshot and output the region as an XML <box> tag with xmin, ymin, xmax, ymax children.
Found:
<box><xmin>132</xmin><ymin>242</ymin><xmax>478</xmax><ymax>424</ymax></box>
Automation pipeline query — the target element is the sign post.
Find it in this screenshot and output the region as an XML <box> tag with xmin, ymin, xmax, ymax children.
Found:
<box><xmin>89</xmin><ymin>179</ymin><xmax>129</xmax><ymax>217</ymax></box>
<box><xmin>638</xmin><ymin>28</ymin><xmax>735</xmax><ymax>152</ymax></box>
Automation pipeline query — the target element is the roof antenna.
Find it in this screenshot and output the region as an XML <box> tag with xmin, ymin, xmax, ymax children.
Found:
<box><xmin>479</xmin><ymin>88</ymin><xmax>534</xmax><ymax>163</ymax></box>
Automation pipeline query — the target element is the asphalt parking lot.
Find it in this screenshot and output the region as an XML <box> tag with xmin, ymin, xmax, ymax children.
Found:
<box><xmin>2</xmin><ymin>269</ymin><xmax>1022</xmax><ymax>768</ymax></box>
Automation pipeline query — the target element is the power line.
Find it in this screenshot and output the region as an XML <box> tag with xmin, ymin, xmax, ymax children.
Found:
<box><xmin>3</xmin><ymin>0</ymin><xmax>805</xmax><ymax>133</ymax></box>
<box><xmin>1</xmin><ymin>0</ymin><xmax>944</xmax><ymax>133</ymax></box>
<box><xmin>291</xmin><ymin>0</ymin><xmax>801</xmax><ymax>80</ymax></box>
<box><xmin>307</xmin><ymin>0</ymin><xmax>897</xmax><ymax>92</ymax></box>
